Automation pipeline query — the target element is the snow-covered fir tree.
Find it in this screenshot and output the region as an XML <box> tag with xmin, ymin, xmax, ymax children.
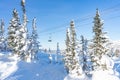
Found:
<box><xmin>0</xmin><ymin>19</ymin><xmax>4</xmax><ymax>38</ymax></box>
<box><xmin>19</xmin><ymin>0</ymin><xmax>28</xmax><ymax>59</ymax></box>
<box><xmin>80</xmin><ymin>35</ymin><xmax>90</xmax><ymax>74</ymax></box>
<box><xmin>91</xmin><ymin>9</ymin><xmax>109</xmax><ymax>71</ymax></box>
<box><xmin>64</xmin><ymin>28</ymin><xmax>71</xmax><ymax>73</ymax></box>
<box><xmin>31</xmin><ymin>18</ymin><xmax>40</xmax><ymax>55</ymax></box>
<box><xmin>55</xmin><ymin>42</ymin><xmax>61</xmax><ymax>63</ymax></box>
<box><xmin>0</xmin><ymin>19</ymin><xmax>6</xmax><ymax>52</ymax></box>
<box><xmin>64</xmin><ymin>21</ymin><xmax>83</xmax><ymax>75</ymax></box>
<box><xmin>27</xmin><ymin>18</ymin><xmax>40</xmax><ymax>61</ymax></box>
<box><xmin>7</xmin><ymin>9</ymin><xmax>22</xmax><ymax>55</ymax></box>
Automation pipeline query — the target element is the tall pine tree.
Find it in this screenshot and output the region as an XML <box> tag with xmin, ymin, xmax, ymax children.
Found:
<box><xmin>19</xmin><ymin>0</ymin><xmax>28</xmax><ymax>59</ymax></box>
<box><xmin>29</xmin><ymin>18</ymin><xmax>40</xmax><ymax>60</ymax></box>
<box><xmin>0</xmin><ymin>19</ymin><xmax>4</xmax><ymax>38</ymax></box>
<box><xmin>64</xmin><ymin>21</ymin><xmax>83</xmax><ymax>75</ymax></box>
<box><xmin>91</xmin><ymin>9</ymin><xmax>108</xmax><ymax>70</ymax></box>
<box><xmin>55</xmin><ymin>42</ymin><xmax>61</xmax><ymax>63</ymax></box>
<box><xmin>0</xmin><ymin>19</ymin><xmax>6</xmax><ymax>51</ymax></box>
<box><xmin>7</xmin><ymin>9</ymin><xmax>21</xmax><ymax>55</ymax></box>
<box><xmin>31</xmin><ymin>18</ymin><xmax>39</xmax><ymax>53</ymax></box>
<box><xmin>64</xmin><ymin>28</ymin><xmax>71</xmax><ymax>73</ymax></box>
<box><xmin>80</xmin><ymin>35</ymin><xmax>89</xmax><ymax>73</ymax></box>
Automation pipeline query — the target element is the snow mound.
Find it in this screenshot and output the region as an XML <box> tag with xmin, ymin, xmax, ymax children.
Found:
<box><xmin>0</xmin><ymin>54</ymin><xmax>18</xmax><ymax>80</ymax></box>
<box><xmin>100</xmin><ymin>55</ymin><xmax>114</xmax><ymax>69</ymax></box>
<box><xmin>92</xmin><ymin>70</ymin><xmax>120</xmax><ymax>80</ymax></box>
<box><xmin>64</xmin><ymin>73</ymin><xmax>88</xmax><ymax>80</ymax></box>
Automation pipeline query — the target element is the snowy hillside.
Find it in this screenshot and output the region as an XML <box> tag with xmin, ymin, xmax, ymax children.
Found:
<box><xmin>0</xmin><ymin>53</ymin><xmax>18</xmax><ymax>80</ymax></box>
<box><xmin>106</xmin><ymin>40</ymin><xmax>120</xmax><ymax>57</ymax></box>
<box><xmin>0</xmin><ymin>52</ymin><xmax>120</xmax><ymax>80</ymax></box>
<box><xmin>0</xmin><ymin>52</ymin><xmax>67</xmax><ymax>80</ymax></box>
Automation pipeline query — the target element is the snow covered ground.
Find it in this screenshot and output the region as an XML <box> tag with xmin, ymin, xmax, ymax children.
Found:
<box><xmin>0</xmin><ymin>52</ymin><xmax>120</xmax><ymax>80</ymax></box>
<box><xmin>0</xmin><ymin>53</ymin><xmax>18</xmax><ymax>80</ymax></box>
<box><xmin>0</xmin><ymin>52</ymin><xmax>67</xmax><ymax>80</ymax></box>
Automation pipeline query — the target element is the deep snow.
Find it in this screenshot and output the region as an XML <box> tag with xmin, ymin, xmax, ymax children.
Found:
<box><xmin>0</xmin><ymin>52</ymin><xmax>120</xmax><ymax>80</ymax></box>
<box><xmin>0</xmin><ymin>52</ymin><xmax>67</xmax><ymax>80</ymax></box>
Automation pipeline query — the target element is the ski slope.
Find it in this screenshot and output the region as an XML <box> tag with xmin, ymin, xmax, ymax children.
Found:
<box><xmin>0</xmin><ymin>53</ymin><xmax>67</xmax><ymax>80</ymax></box>
<box><xmin>0</xmin><ymin>52</ymin><xmax>120</xmax><ymax>80</ymax></box>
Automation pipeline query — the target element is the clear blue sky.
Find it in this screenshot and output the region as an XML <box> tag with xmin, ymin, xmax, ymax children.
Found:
<box><xmin>0</xmin><ymin>0</ymin><xmax>120</xmax><ymax>50</ymax></box>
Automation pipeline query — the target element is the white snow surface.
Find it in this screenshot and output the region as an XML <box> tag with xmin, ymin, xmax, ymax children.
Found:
<box><xmin>0</xmin><ymin>52</ymin><xmax>67</xmax><ymax>80</ymax></box>
<box><xmin>100</xmin><ymin>55</ymin><xmax>114</xmax><ymax>69</ymax></box>
<box><xmin>0</xmin><ymin>52</ymin><xmax>120</xmax><ymax>80</ymax></box>
<box><xmin>0</xmin><ymin>54</ymin><xmax>18</xmax><ymax>80</ymax></box>
<box><xmin>64</xmin><ymin>73</ymin><xmax>88</xmax><ymax>80</ymax></box>
<box><xmin>92</xmin><ymin>70</ymin><xmax>120</xmax><ymax>80</ymax></box>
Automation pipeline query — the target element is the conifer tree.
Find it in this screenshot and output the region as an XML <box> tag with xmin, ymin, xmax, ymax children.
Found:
<box><xmin>64</xmin><ymin>21</ymin><xmax>83</xmax><ymax>75</ymax></box>
<box><xmin>64</xmin><ymin>28</ymin><xmax>71</xmax><ymax>73</ymax></box>
<box><xmin>0</xmin><ymin>19</ymin><xmax>4</xmax><ymax>37</ymax></box>
<box><xmin>0</xmin><ymin>19</ymin><xmax>6</xmax><ymax>51</ymax></box>
<box><xmin>32</xmin><ymin>18</ymin><xmax>39</xmax><ymax>52</ymax></box>
<box><xmin>80</xmin><ymin>35</ymin><xmax>89</xmax><ymax>73</ymax></box>
<box><xmin>19</xmin><ymin>0</ymin><xmax>28</xmax><ymax>59</ymax></box>
<box><xmin>7</xmin><ymin>9</ymin><xmax>21</xmax><ymax>55</ymax></box>
<box><xmin>91</xmin><ymin>9</ymin><xmax>108</xmax><ymax>70</ymax></box>
<box><xmin>30</xmin><ymin>18</ymin><xmax>40</xmax><ymax>60</ymax></box>
<box><xmin>55</xmin><ymin>42</ymin><xmax>60</xmax><ymax>63</ymax></box>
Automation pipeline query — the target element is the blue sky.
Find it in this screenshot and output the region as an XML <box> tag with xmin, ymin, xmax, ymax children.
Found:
<box><xmin>0</xmin><ymin>0</ymin><xmax>120</xmax><ymax>50</ymax></box>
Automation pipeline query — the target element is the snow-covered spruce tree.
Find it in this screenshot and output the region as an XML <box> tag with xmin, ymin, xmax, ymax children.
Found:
<box><xmin>32</xmin><ymin>18</ymin><xmax>40</xmax><ymax>55</ymax></box>
<box><xmin>7</xmin><ymin>9</ymin><xmax>21</xmax><ymax>55</ymax></box>
<box><xmin>0</xmin><ymin>19</ymin><xmax>6</xmax><ymax>52</ymax></box>
<box><xmin>91</xmin><ymin>9</ymin><xmax>109</xmax><ymax>71</ymax></box>
<box><xmin>80</xmin><ymin>35</ymin><xmax>89</xmax><ymax>74</ymax></box>
<box><xmin>28</xmin><ymin>18</ymin><xmax>40</xmax><ymax>60</ymax></box>
<box><xmin>64</xmin><ymin>21</ymin><xmax>83</xmax><ymax>75</ymax></box>
<box><xmin>55</xmin><ymin>43</ymin><xmax>62</xmax><ymax>63</ymax></box>
<box><xmin>55</xmin><ymin>42</ymin><xmax>61</xmax><ymax>63</ymax></box>
<box><xmin>0</xmin><ymin>19</ymin><xmax>4</xmax><ymax>40</ymax></box>
<box><xmin>19</xmin><ymin>0</ymin><xmax>28</xmax><ymax>59</ymax></box>
<box><xmin>64</xmin><ymin>28</ymin><xmax>71</xmax><ymax>73</ymax></box>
